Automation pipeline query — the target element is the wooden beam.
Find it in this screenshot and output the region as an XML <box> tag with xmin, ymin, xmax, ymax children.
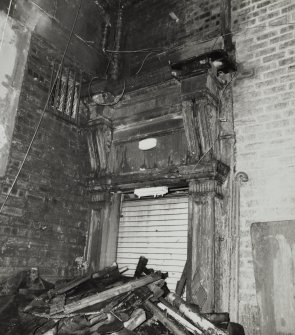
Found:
<box><xmin>63</xmin><ymin>273</ymin><xmax>162</xmax><ymax>314</ymax></box>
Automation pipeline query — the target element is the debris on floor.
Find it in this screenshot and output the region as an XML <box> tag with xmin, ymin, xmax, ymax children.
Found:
<box><xmin>0</xmin><ymin>257</ymin><xmax>245</xmax><ymax>335</ymax></box>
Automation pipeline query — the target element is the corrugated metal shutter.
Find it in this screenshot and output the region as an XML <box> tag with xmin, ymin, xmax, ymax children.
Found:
<box><xmin>116</xmin><ymin>196</ymin><xmax>188</xmax><ymax>291</ymax></box>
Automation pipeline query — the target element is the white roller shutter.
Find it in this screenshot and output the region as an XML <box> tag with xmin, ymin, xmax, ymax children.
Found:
<box><xmin>116</xmin><ymin>196</ymin><xmax>188</xmax><ymax>291</ymax></box>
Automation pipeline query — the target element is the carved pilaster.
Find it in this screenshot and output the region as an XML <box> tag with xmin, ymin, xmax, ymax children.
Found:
<box><xmin>187</xmin><ymin>179</ymin><xmax>223</xmax><ymax>312</ymax></box>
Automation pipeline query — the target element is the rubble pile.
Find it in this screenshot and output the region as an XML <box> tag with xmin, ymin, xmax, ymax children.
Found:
<box><xmin>0</xmin><ymin>257</ymin><xmax>245</xmax><ymax>335</ymax></box>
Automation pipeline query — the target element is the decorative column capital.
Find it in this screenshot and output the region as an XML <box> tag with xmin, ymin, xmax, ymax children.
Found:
<box><xmin>189</xmin><ymin>179</ymin><xmax>223</xmax><ymax>197</ymax></box>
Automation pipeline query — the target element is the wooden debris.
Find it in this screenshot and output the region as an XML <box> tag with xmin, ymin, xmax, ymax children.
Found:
<box><xmin>124</xmin><ymin>308</ymin><xmax>146</xmax><ymax>330</ymax></box>
<box><xmin>143</xmin><ymin>300</ymin><xmax>190</xmax><ymax>335</ymax></box>
<box><xmin>63</xmin><ymin>272</ymin><xmax>162</xmax><ymax>314</ymax></box>
<box><xmin>166</xmin><ymin>292</ymin><xmax>228</xmax><ymax>335</ymax></box>
<box><xmin>15</xmin><ymin>256</ymin><xmax>244</xmax><ymax>335</ymax></box>
<box><xmin>175</xmin><ymin>260</ymin><xmax>187</xmax><ymax>297</ymax></box>
<box><xmin>50</xmin><ymin>294</ymin><xmax>66</xmax><ymax>315</ymax></box>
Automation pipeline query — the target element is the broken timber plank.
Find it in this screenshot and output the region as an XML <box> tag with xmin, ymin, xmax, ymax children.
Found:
<box><xmin>49</xmin><ymin>264</ymin><xmax>119</xmax><ymax>297</ymax></box>
<box><xmin>158</xmin><ymin>298</ymin><xmax>202</xmax><ymax>335</ymax></box>
<box><xmin>143</xmin><ymin>300</ymin><xmax>190</xmax><ymax>335</ymax></box>
<box><xmin>62</xmin><ymin>273</ymin><xmax>162</xmax><ymax>315</ymax></box>
<box><xmin>175</xmin><ymin>260</ymin><xmax>187</xmax><ymax>297</ymax></box>
<box><xmin>166</xmin><ymin>292</ymin><xmax>228</xmax><ymax>335</ymax></box>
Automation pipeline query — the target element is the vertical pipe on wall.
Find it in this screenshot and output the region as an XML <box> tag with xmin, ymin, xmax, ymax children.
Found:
<box><xmin>230</xmin><ymin>171</ymin><xmax>248</xmax><ymax>322</ymax></box>
<box><xmin>220</xmin><ymin>0</ymin><xmax>233</xmax><ymax>51</ymax></box>
<box><xmin>102</xmin><ymin>19</ymin><xmax>110</xmax><ymax>52</ymax></box>
<box><xmin>111</xmin><ymin>5</ymin><xmax>123</xmax><ymax>80</ymax></box>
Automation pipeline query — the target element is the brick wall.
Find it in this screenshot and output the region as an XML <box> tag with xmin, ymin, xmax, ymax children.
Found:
<box><xmin>122</xmin><ymin>0</ymin><xmax>223</xmax><ymax>76</ymax></box>
<box><xmin>0</xmin><ymin>35</ymin><xmax>91</xmax><ymax>283</ymax></box>
<box><xmin>232</xmin><ymin>0</ymin><xmax>295</xmax><ymax>333</ymax></box>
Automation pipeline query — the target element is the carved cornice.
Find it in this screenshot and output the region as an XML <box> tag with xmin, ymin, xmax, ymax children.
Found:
<box><xmin>87</xmin><ymin>160</ymin><xmax>229</xmax><ymax>193</ymax></box>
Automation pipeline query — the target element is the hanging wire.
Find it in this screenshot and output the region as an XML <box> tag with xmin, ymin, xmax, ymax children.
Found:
<box><xmin>135</xmin><ymin>52</ymin><xmax>155</xmax><ymax>75</ymax></box>
<box><xmin>0</xmin><ymin>0</ymin><xmax>83</xmax><ymax>214</ymax></box>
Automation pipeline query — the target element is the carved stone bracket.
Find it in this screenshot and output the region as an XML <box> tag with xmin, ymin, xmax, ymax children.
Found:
<box><xmin>86</xmin><ymin>116</ymin><xmax>114</xmax><ymax>176</ymax></box>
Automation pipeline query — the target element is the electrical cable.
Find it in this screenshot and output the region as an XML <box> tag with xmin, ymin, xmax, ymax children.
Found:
<box><xmin>104</xmin><ymin>47</ymin><xmax>166</xmax><ymax>53</ymax></box>
<box><xmin>88</xmin><ymin>76</ymin><xmax>103</xmax><ymax>99</ymax></box>
<box><xmin>103</xmin><ymin>19</ymin><xmax>295</xmax><ymax>57</ymax></box>
<box><xmin>89</xmin><ymin>6</ymin><xmax>295</xmax><ymax>103</ymax></box>
<box><xmin>0</xmin><ymin>0</ymin><xmax>13</xmax><ymax>51</ymax></box>
<box><xmin>0</xmin><ymin>0</ymin><xmax>83</xmax><ymax>214</ymax></box>
<box><xmin>135</xmin><ymin>52</ymin><xmax>155</xmax><ymax>75</ymax></box>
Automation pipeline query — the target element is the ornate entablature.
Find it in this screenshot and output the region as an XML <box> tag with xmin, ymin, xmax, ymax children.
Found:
<box><xmin>85</xmin><ymin>49</ymin><xmax>236</xmax><ymax>193</ymax></box>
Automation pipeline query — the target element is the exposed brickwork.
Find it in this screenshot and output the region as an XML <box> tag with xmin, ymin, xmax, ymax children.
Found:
<box><xmin>0</xmin><ymin>35</ymin><xmax>90</xmax><ymax>283</ymax></box>
<box><xmin>122</xmin><ymin>0</ymin><xmax>223</xmax><ymax>76</ymax></box>
<box><xmin>232</xmin><ymin>0</ymin><xmax>295</xmax><ymax>333</ymax></box>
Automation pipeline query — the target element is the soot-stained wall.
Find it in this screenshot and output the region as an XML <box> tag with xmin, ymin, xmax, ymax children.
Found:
<box><xmin>0</xmin><ymin>34</ymin><xmax>91</xmax><ymax>282</ymax></box>
<box><xmin>0</xmin><ymin>0</ymin><xmax>108</xmax><ymax>282</ymax></box>
<box><xmin>121</xmin><ymin>0</ymin><xmax>225</xmax><ymax>77</ymax></box>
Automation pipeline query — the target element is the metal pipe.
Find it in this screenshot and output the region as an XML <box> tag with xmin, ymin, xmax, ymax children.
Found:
<box><xmin>111</xmin><ymin>5</ymin><xmax>123</xmax><ymax>80</ymax></box>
